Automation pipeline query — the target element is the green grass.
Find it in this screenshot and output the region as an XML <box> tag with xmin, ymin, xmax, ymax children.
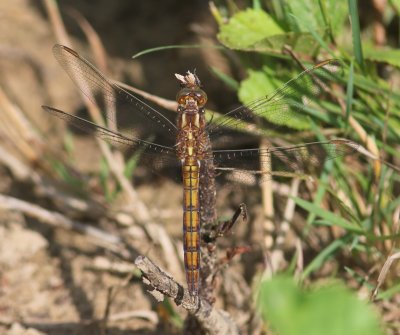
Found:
<box><xmin>213</xmin><ymin>1</ymin><xmax>399</xmax><ymax>333</ymax></box>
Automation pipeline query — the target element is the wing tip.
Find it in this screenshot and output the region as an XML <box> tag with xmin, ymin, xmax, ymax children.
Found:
<box><xmin>53</xmin><ymin>44</ymin><xmax>79</xmax><ymax>57</ymax></box>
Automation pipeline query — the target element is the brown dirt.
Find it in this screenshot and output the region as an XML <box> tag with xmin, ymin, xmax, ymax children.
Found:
<box><xmin>0</xmin><ymin>1</ymin><xmax>255</xmax><ymax>334</ymax></box>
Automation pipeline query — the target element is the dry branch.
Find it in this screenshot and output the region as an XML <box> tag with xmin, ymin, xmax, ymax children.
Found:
<box><xmin>0</xmin><ymin>193</ymin><xmax>128</xmax><ymax>256</ymax></box>
<box><xmin>134</xmin><ymin>255</ymin><xmax>240</xmax><ymax>335</ymax></box>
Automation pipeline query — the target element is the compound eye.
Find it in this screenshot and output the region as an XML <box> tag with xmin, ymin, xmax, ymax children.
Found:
<box><xmin>177</xmin><ymin>95</ymin><xmax>186</xmax><ymax>105</ymax></box>
<box><xmin>196</xmin><ymin>90</ymin><xmax>207</xmax><ymax>107</ymax></box>
<box><xmin>176</xmin><ymin>88</ymin><xmax>191</xmax><ymax>105</ymax></box>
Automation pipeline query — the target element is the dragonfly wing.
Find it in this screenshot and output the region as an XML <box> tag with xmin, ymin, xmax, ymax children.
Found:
<box><xmin>52</xmin><ymin>44</ymin><xmax>177</xmax><ymax>140</ymax></box>
<box><xmin>42</xmin><ymin>105</ymin><xmax>177</xmax><ymax>164</ymax></box>
<box><xmin>207</xmin><ymin>59</ymin><xmax>342</xmax><ymax>137</ymax></box>
<box><xmin>212</xmin><ymin>139</ymin><xmax>358</xmax><ymax>183</ymax></box>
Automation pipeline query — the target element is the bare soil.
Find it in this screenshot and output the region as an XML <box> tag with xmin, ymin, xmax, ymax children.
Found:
<box><xmin>0</xmin><ymin>1</ymin><xmax>260</xmax><ymax>334</ymax></box>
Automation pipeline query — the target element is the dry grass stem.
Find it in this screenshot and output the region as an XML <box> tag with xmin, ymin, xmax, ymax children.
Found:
<box><xmin>371</xmin><ymin>206</ymin><xmax>400</xmax><ymax>301</ymax></box>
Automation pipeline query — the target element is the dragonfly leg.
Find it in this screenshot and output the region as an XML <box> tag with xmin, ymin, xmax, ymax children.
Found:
<box><xmin>201</xmin><ymin>203</ymin><xmax>247</xmax><ymax>244</ymax></box>
<box><xmin>216</xmin><ymin>203</ymin><xmax>247</xmax><ymax>237</ymax></box>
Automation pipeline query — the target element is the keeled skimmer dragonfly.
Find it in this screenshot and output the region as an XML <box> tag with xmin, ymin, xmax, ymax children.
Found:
<box><xmin>42</xmin><ymin>44</ymin><xmax>357</xmax><ymax>298</ymax></box>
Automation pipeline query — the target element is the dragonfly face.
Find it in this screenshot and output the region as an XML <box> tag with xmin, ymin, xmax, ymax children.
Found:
<box><xmin>42</xmin><ymin>44</ymin><xmax>358</xmax><ymax>299</ymax></box>
<box><xmin>176</xmin><ymin>87</ymin><xmax>207</xmax><ymax>108</ymax></box>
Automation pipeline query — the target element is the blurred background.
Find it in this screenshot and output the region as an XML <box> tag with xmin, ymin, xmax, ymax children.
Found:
<box><xmin>0</xmin><ymin>1</ymin><xmax>399</xmax><ymax>335</ymax></box>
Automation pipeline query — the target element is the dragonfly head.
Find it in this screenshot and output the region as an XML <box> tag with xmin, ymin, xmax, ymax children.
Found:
<box><xmin>175</xmin><ymin>71</ymin><xmax>207</xmax><ymax>108</ymax></box>
<box><xmin>176</xmin><ymin>87</ymin><xmax>207</xmax><ymax>108</ymax></box>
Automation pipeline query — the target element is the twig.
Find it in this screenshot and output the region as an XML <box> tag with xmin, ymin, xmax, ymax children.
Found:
<box><xmin>100</xmin><ymin>287</ymin><xmax>114</xmax><ymax>335</ymax></box>
<box><xmin>260</xmin><ymin>138</ymin><xmax>274</xmax><ymax>252</ymax></box>
<box><xmin>0</xmin><ymin>145</ymin><xmax>105</xmax><ymax>218</ymax></box>
<box><xmin>264</xmin><ymin>177</ymin><xmax>301</xmax><ymax>279</ymax></box>
<box><xmin>371</xmin><ymin>206</ymin><xmax>400</xmax><ymax>301</ymax></box>
<box><xmin>43</xmin><ymin>0</ymin><xmax>70</xmax><ymax>46</ymax></box>
<box><xmin>109</xmin><ymin>310</ymin><xmax>158</xmax><ymax>324</ymax></box>
<box><xmin>134</xmin><ymin>255</ymin><xmax>240</xmax><ymax>335</ymax></box>
<box><xmin>0</xmin><ymin>193</ymin><xmax>128</xmax><ymax>256</ymax></box>
<box><xmin>276</xmin><ymin>177</ymin><xmax>301</xmax><ymax>248</ymax></box>
<box><xmin>87</xmin><ymin>256</ymin><xmax>137</xmax><ymax>275</ymax></box>
<box><xmin>0</xmin><ymin>86</ymin><xmax>42</xmax><ymax>163</ymax></box>
<box><xmin>68</xmin><ymin>8</ymin><xmax>110</xmax><ymax>75</ymax></box>
<box><xmin>114</xmin><ymin>80</ymin><xmax>178</xmax><ymax>112</ymax></box>
<box><xmin>0</xmin><ymin>145</ymin><xmax>31</xmax><ymax>180</ymax></box>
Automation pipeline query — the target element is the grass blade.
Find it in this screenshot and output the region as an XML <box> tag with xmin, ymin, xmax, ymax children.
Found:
<box><xmin>132</xmin><ymin>44</ymin><xmax>224</xmax><ymax>59</ymax></box>
<box><xmin>345</xmin><ymin>60</ymin><xmax>354</xmax><ymax>129</ymax></box>
<box><xmin>301</xmin><ymin>238</ymin><xmax>347</xmax><ymax>280</ymax></box>
<box><xmin>348</xmin><ymin>0</ymin><xmax>364</xmax><ymax>70</ymax></box>
<box><xmin>294</xmin><ymin>197</ymin><xmax>364</xmax><ymax>234</ymax></box>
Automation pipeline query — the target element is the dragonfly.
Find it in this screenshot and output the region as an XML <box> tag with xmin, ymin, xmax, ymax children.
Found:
<box><xmin>42</xmin><ymin>44</ymin><xmax>357</xmax><ymax>299</ymax></box>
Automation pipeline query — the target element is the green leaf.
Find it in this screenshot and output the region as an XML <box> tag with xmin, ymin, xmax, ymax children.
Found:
<box><xmin>284</xmin><ymin>0</ymin><xmax>327</xmax><ymax>32</ymax></box>
<box><xmin>251</xmin><ymin>32</ymin><xmax>321</xmax><ymax>55</ymax></box>
<box><xmin>238</xmin><ymin>67</ymin><xmax>310</xmax><ymax>129</ymax></box>
<box><xmin>238</xmin><ymin>68</ymin><xmax>280</xmax><ymax>103</ymax></box>
<box><xmin>283</xmin><ymin>0</ymin><xmax>347</xmax><ymax>36</ymax></box>
<box><xmin>323</xmin><ymin>0</ymin><xmax>348</xmax><ymax>36</ymax></box>
<box><xmin>389</xmin><ymin>0</ymin><xmax>400</xmax><ymax>12</ymax></box>
<box><xmin>217</xmin><ymin>8</ymin><xmax>324</xmax><ymax>55</ymax></box>
<box><xmin>218</xmin><ymin>9</ymin><xmax>283</xmax><ymax>49</ymax></box>
<box><xmin>294</xmin><ymin>197</ymin><xmax>364</xmax><ymax>234</ymax></box>
<box><xmin>364</xmin><ymin>47</ymin><xmax>400</xmax><ymax>68</ymax></box>
<box><xmin>258</xmin><ymin>276</ymin><xmax>384</xmax><ymax>335</ymax></box>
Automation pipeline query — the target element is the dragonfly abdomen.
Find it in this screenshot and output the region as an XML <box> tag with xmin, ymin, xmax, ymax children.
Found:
<box><xmin>199</xmin><ymin>159</ymin><xmax>217</xmax><ymax>226</ymax></box>
<box><xmin>182</xmin><ymin>157</ymin><xmax>201</xmax><ymax>297</ymax></box>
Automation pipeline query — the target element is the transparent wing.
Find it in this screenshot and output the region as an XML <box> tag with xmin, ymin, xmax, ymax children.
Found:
<box><xmin>211</xmin><ymin>139</ymin><xmax>358</xmax><ymax>183</ymax></box>
<box><xmin>52</xmin><ymin>44</ymin><xmax>177</xmax><ymax>140</ymax></box>
<box><xmin>207</xmin><ymin>59</ymin><xmax>342</xmax><ymax>137</ymax></box>
<box><xmin>42</xmin><ymin>106</ymin><xmax>178</xmax><ymax>167</ymax></box>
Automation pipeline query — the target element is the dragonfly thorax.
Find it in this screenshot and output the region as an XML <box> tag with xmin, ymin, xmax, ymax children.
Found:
<box><xmin>175</xmin><ymin>71</ymin><xmax>211</xmax><ymax>161</ymax></box>
<box><xmin>176</xmin><ymin>111</ymin><xmax>209</xmax><ymax>160</ymax></box>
